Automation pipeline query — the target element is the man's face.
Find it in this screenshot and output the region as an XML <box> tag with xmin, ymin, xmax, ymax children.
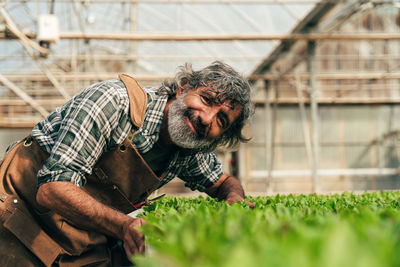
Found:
<box><xmin>167</xmin><ymin>86</ymin><xmax>242</xmax><ymax>150</ymax></box>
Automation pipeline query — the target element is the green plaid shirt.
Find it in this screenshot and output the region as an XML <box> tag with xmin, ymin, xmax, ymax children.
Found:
<box><xmin>32</xmin><ymin>79</ymin><xmax>223</xmax><ymax>192</ymax></box>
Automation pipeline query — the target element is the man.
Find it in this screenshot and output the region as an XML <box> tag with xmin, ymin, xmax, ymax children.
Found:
<box><xmin>0</xmin><ymin>61</ymin><xmax>253</xmax><ymax>266</ymax></box>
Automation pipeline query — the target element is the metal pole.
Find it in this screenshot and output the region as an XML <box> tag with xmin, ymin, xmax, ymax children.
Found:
<box><xmin>264</xmin><ymin>80</ymin><xmax>273</xmax><ymax>193</ymax></box>
<box><xmin>34</xmin><ymin>33</ymin><xmax>400</xmax><ymax>41</ymax></box>
<box><xmin>129</xmin><ymin>0</ymin><xmax>138</xmax><ymax>73</ymax></box>
<box><xmin>0</xmin><ymin>73</ymin><xmax>49</xmax><ymax>118</ymax></box>
<box><xmin>308</xmin><ymin>41</ymin><xmax>320</xmax><ymax>193</ymax></box>
<box><xmin>294</xmin><ymin>73</ymin><xmax>313</xmax><ymax>170</ymax></box>
<box><xmin>267</xmin><ymin>79</ymin><xmax>279</xmax><ymax>193</ymax></box>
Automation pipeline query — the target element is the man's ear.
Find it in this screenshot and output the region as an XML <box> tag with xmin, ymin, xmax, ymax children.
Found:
<box><xmin>176</xmin><ymin>82</ymin><xmax>188</xmax><ymax>98</ymax></box>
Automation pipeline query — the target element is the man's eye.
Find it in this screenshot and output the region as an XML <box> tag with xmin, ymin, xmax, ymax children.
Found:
<box><xmin>200</xmin><ymin>95</ymin><xmax>213</xmax><ymax>105</ymax></box>
<box><xmin>217</xmin><ymin>116</ymin><xmax>228</xmax><ymax>129</ymax></box>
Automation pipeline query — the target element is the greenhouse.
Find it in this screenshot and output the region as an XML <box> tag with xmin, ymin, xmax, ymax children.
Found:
<box><xmin>1</xmin><ymin>0</ymin><xmax>400</xmax><ymax>266</ymax></box>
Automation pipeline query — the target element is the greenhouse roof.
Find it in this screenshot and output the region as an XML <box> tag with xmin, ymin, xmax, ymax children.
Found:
<box><xmin>0</xmin><ymin>0</ymin><xmax>316</xmax><ymax>77</ymax></box>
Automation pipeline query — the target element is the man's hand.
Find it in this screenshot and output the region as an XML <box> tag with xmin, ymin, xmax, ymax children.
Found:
<box><xmin>36</xmin><ymin>181</ymin><xmax>148</xmax><ymax>261</ymax></box>
<box><xmin>225</xmin><ymin>191</ymin><xmax>255</xmax><ymax>208</ymax></box>
<box><xmin>206</xmin><ymin>173</ymin><xmax>254</xmax><ymax>208</ymax></box>
<box><xmin>122</xmin><ymin>218</ymin><xmax>147</xmax><ymax>258</ymax></box>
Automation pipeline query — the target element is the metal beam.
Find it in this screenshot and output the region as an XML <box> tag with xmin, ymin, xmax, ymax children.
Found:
<box><xmin>4</xmin><ymin>71</ymin><xmax>400</xmax><ymax>82</ymax></box>
<box><xmin>3</xmin><ymin>97</ymin><xmax>400</xmax><ymax>106</ymax></box>
<box><xmin>6</xmin><ymin>0</ymin><xmax>322</xmax><ymax>3</ymax></box>
<box><xmin>0</xmin><ymin>99</ymin><xmax>67</xmax><ymax>105</ymax></box>
<box><xmin>228</xmin><ymin>3</ymin><xmax>265</xmax><ymax>32</ymax></box>
<box><xmin>0</xmin><ymin>54</ymin><xmax>261</xmax><ymax>61</ymax></box>
<box><xmin>1</xmin><ymin>7</ymin><xmax>70</xmax><ymax>99</ymax></box>
<box><xmin>5</xmin><ymin>53</ymin><xmax>400</xmax><ymax>61</ymax></box>
<box><xmin>264</xmin><ymin>81</ymin><xmax>273</xmax><ymax>193</ymax></box>
<box><xmin>0</xmin><ymin>73</ymin><xmax>49</xmax><ymax>118</ymax></box>
<box><xmin>1</xmin><ymin>73</ymin><xmax>170</xmax><ymax>81</ymax></box>
<box><xmin>4</xmin><ymin>32</ymin><xmax>400</xmax><ymax>41</ymax></box>
<box><xmin>251</xmin><ymin>0</ymin><xmax>336</xmax><ymax>76</ymax></box>
<box><xmin>0</xmin><ymin>7</ymin><xmax>48</xmax><ymax>56</ymax></box>
<box><xmin>308</xmin><ymin>41</ymin><xmax>319</xmax><ymax>193</ymax></box>
<box><xmin>279</xmin><ymin>1</ymin><xmax>302</xmax><ymax>21</ymax></box>
<box><xmin>250</xmin><ymin>168</ymin><xmax>400</xmax><ymax>178</ymax></box>
<box><xmin>0</xmin><ymin>118</ymin><xmax>41</xmax><ymax>129</ymax></box>
<box><xmin>252</xmin><ymin>72</ymin><xmax>400</xmax><ymax>81</ymax></box>
<box><xmin>294</xmin><ymin>73</ymin><xmax>313</xmax><ymax>170</ymax></box>
<box><xmin>181</xmin><ymin>4</ymin><xmax>252</xmax><ymax>59</ymax></box>
<box><xmin>267</xmin><ymin>80</ymin><xmax>279</xmax><ymax>193</ymax></box>
<box><xmin>54</xmin><ymin>33</ymin><xmax>400</xmax><ymax>41</ymax></box>
<box><xmin>253</xmin><ymin>98</ymin><xmax>400</xmax><ymax>105</ymax></box>
<box><xmin>38</xmin><ymin>62</ymin><xmax>71</xmax><ymax>99</ymax></box>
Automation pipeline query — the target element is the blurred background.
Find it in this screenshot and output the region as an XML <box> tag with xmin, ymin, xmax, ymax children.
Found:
<box><xmin>1</xmin><ymin>0</ymin><xmax>400</xmax><ymax>194</ymax></box>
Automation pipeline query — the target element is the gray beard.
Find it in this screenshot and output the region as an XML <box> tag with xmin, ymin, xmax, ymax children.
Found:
<box><xmin>167</xmin><ymin>92</ymin><xmax>214</xmax><ymax>150</ymax></box>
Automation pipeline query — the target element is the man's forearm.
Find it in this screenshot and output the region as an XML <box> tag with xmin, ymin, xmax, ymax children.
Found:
<box><xmin>37</xmin><ymin>181</ymin><xmax>131</xmax><ymax>238</ymax></box>
<box><xmin>208</xmin><ymin>175</ymin><xmax>245</xmax><ymax>201</ymax></box>
<box><xmin>36</xmin><ymin>181</ymin><xmax>146</xmax><ymax>256</ymax></box>
<box><xmin>207</xmin><ymin>174</ymin><xmax>254</xmax><ymax>208</ymax></box>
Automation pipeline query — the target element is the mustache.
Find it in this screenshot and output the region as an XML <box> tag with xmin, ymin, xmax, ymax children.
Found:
<box><xmin>183</xmin><ymin>108</ymin><xmax>208</xmax><ymax>139</ymax></box>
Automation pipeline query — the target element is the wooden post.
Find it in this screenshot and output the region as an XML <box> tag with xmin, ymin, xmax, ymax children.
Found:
<box><xmin>71</xmin><ymin>40</ymin><xmax>78</xmax><ymax>92</ymax></box>
<box><xmin>266</xmin><ymin>79</ymin><xmax>279</xmax><ymax>193</ymax></box>
<box><xmin>129</xmin><ymin>0</ymin><xmax>138</xmax><ymax>73</ymax></box>
<box><xmin>294</xmin><ymin>73</ymin><xmax>313</xmax><ymax>170</ymax></box>
<box><xmin>308</xmin><ymin>41</ymin><xmax>320</xmax><ymax>193</ymax></box>
<box><xmin>264</xmin><ymin>80</ymin><xmax>273</xmax><ymax>193</ymax></box>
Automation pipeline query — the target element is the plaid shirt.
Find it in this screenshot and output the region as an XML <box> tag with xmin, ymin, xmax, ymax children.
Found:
<box><xmin>32</xmin><ymin>79</ymin><xmax>223</xmax><ymax>192</ymax></box>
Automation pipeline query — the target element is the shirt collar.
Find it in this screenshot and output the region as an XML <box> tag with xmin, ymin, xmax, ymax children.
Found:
<box><xmin>132</xmin><ymin>88</ymin><xmax>168</xmax><ymax>153</ymax></box>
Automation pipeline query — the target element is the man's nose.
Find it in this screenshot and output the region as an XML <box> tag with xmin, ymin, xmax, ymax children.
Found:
<box><xmin>199</xmin><ymin>106</ymin><xmax>218</xmax><ymax>126</ymax></box>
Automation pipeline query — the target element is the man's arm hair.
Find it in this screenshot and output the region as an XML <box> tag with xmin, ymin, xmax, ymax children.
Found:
<box><xmin>206</xmin><ymin>173</ymin><xmax>244</xmax><ymax>201</ymax></box>
<box><xmin>36</xmin><ymin>181</ymin><xmax>146</xmax><ymax>256</ymax></box>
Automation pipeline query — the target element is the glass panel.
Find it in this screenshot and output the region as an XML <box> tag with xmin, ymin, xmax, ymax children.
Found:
<box><xmin>248</xmin><ymin>146</ymin><xmax>267</xmax><ymax>171</ymax></box>
<box><xmin>276</xmin><ymin>145</ymin><xmax>308</xmax><ymax>170</ymax></box>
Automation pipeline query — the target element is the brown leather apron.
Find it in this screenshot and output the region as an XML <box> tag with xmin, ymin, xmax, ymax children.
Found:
<box><xmin>0</xmin><ymin>75</ymin><xmax>163</xmax><ymax>266</ymax></box>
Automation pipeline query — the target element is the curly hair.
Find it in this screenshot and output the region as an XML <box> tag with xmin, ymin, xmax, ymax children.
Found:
<box><xmin>159</xmin><ymin>61</ymin><xmax>254</xmax><ymax>151</ymax></box>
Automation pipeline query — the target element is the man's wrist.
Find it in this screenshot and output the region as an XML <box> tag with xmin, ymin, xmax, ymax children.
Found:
<box><xmin>224</xmin><ymin>191</ymin><xmax>246</xmax><ymax>206</ymax></box>
<box><xmin>226</xmin><ymin>191</ymin><xmax>244</xmax><ymax>200</ymax></box>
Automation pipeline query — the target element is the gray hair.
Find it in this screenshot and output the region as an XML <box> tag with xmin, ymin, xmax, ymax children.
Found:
<box><xmin>160</xmin><ymin>61</ymin><xmax>254</xmax><ymax>151</ymax></box>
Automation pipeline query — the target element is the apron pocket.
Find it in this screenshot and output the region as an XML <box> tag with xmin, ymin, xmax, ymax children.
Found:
<box><xmin>4</xmin><ymin>207</ymin><xmax>63</xmax><ymax>267</ymax></box>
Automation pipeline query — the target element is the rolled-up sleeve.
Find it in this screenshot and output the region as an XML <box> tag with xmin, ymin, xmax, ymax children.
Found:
<box><xmin>178</xmin><ymin>152</ymin><xmax>224</xmax><ymax>192</ymax></box>
<box><xmin>36</xmin><ymin>81</ymin><xmax>130</xmax><ymax>187</ymax></box>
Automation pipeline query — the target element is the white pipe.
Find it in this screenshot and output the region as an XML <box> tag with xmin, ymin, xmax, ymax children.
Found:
<box><xmin>250</xmin><ymin>168</ymin><xmax>400</xmax><ymax>178</ymax></box>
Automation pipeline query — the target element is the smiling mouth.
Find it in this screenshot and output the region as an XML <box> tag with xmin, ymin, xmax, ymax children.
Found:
<box><xmin>184</xmin><ymin>109</ymin><xmax>208</xmax><ymax>139</ymax></box>
<box><xmin>186</xmin><ymin>116</ymin><xmax>209</xmax><ymax>140</ymax></box>
<box><xmin>186</xmin><ymin>117</ymin><xmax>197</xmax><ymax>135</ymax></box>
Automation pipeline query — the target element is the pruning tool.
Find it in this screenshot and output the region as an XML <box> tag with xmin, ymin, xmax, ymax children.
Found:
<box><xmin>133</xmin><ymin>193</ymin><xmax>166</xmax><ymax>209</ymax></box>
